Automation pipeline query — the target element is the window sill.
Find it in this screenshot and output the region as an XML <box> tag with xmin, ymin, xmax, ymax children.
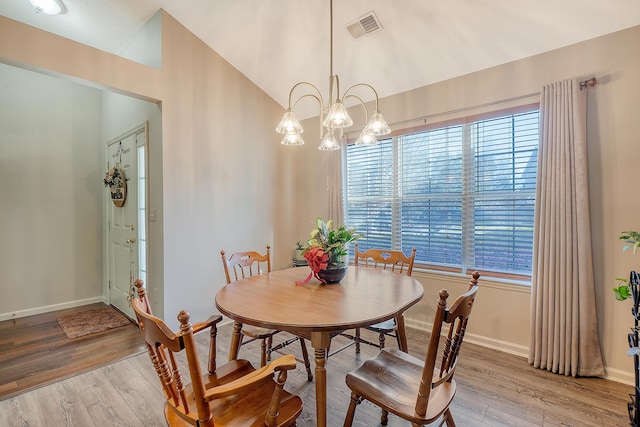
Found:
<box><xmin>411</xmin><ymin>267</ymin><xmax>532</xmax><ymax>293</ymax></box>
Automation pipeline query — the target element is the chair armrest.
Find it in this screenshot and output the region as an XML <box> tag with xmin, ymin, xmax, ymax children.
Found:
<box><xmin>192</xmin><ymin>314</ymin><xmax>223</xmax><ymax>335</ymax></box>
<box><xmin>203</xmin><ymin>354</ymin><xmax>297</xmax><ymax>400</ymax></box>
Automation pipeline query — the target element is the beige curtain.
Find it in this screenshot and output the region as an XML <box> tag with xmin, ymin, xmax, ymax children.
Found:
<box><xmin>528</xmin><ymin>79</ymin><xmax>604</xmax><ymax>377</ymax></box>
<box><xmin>326</xmin><ymin>140</ymin><xmax>344</xmax><ymax>224</ymax></box>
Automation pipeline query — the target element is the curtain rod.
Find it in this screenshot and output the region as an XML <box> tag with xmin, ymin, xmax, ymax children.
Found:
<box><xmin>383</xmin><ymin>76</ymin><xmax>597</xmax><ymax>130</ymax></box>
<box><xmin>580</xmin><ymin>77</ymin><xmax>597</xmax><ymax>90</ymax></box>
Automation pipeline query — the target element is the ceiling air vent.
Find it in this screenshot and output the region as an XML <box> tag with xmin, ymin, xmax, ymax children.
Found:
<box><xmin>346</xmin><ymin>11</ymin><xmax>382</xmax><ymax>39</ymax></box>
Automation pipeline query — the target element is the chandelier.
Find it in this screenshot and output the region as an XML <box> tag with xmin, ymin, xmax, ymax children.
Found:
<box><xmin>275</xmin><ymin>0</ymin><xmax>391</xmax><ymax>150</ymax></box>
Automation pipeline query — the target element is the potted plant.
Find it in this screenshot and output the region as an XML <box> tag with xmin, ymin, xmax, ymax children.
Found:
<box><xmin>297</xmin><ymin>217</ymin><xmax>362</xmax><ymax>284</ymax></box>
<box><xmin>612</xmin><ymin>230</ymin><xmax>640</xmax><ymax>425</ymax></box>
<box><xmin>613</xmin><ymin>230</ymin><xmax>640</xmax><ymax>301</ymax></box>
<box><xmin>294</xmin><ymin>240</ymin><xmax>306</xmax><ymax>262</ymax></box>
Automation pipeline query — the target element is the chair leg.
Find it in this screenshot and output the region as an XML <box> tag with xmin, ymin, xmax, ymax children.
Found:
<box><xmin>235</xmin><ymin>333</ymin><xmax>245</xmax><ymax>359</ymax></box>
<box><xmin>343</xmin><ymin>392</ymin><xmax>359</xmax><ymax>427</ymax></box>
<box><xmin>298</xmin><ymin>338</ymin><xmax>313</xmax><ymax>382</ymax></box>
<box><xmin>207</xmin><ymin>325</ymin><xmax>217</xmax><ymax>374</ymax></box>
<box><xmin>355</xmin><ymin>328</ymin><xmax>361</xmax><ymax>354</ymax></box>
<box><xmin>381</xmin><ymin>409</ymin><xmax>389</xmax><ymax>425</ymax></box>
<box><xmin>260</xmin><ymin>338</ymin><xmax>267</xmax><ymax>367</ymax></box>
<box><xmin>379</xmin><ymin>332</ymin><xmax>386</xmax><ymax>350</ymax></box>
<box><xmin>443</xmin><ymin>408</ymin><xmax>457</xmax><ymax>427</ymax></box>
<box><xmin>266</xmin><ymin>335</ymin><xmax>274</xmax><ymax>361</ymax></box>
<box><xmin>395</xmin><ymin>330</ymin><xmax>403</xmax><ymax>351</ymax></box>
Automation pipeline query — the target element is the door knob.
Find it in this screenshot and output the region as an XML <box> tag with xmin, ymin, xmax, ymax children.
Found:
<box><xmin>126</xmin><ymin>237</ymin><xmax>136</xmax><ymax>244</ymax></box>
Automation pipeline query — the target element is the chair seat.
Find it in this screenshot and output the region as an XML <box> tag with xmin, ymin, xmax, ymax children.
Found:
<box><xmin>366</xmin><ymin>318</ymin><xmax>396</xmax><ymax>332</ymax></box>
<box><xmin>165</xmin><ymin>361</ymin><xmax>303</xmax><ymax>427</ymax></box>
<box><xmin>202</xmin><ymin>359</ymin><xmax>255</xmax><ymax>388</ymax></box>
<box><xmin>345</xmin><ymin>348</ymin><xmax>456</xmax><ymax>425</ymax></box>
<box><xmin>240</xmin><ymin>325</ymin><xmax>278</xmax><ymax>339</ymax></box>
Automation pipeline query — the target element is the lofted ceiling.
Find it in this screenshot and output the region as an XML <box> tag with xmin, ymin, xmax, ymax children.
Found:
<box><xmin>2</xmin><ymin>0</ymin><xmax>640</xmax><ymax>119</ymax></box>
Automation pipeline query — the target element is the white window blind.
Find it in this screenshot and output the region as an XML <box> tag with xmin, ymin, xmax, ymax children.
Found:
<box><xmin>345</xmin><ymin>108</ymin><xmax>539</xmax><ymax>278</ymax></box>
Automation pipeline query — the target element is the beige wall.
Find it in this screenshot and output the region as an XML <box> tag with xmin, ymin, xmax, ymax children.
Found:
<box><xmin>157</xmin><ymin>13</ymin><xmax>282</xmax><ymax>324</ymax></box>
<box><xmin>0</xmin><ymin>64</ymin><xmax>104</xmax><ymax>314</ymax></box>
<box><xmin>277</xmin><ymin>25</ymin><xmax>640</xmax><ymax>383</ymax></box>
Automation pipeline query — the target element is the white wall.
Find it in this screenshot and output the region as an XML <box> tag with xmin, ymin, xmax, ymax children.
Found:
<box><xmin>0</xmin><ymin>64</ymin><xmax>104</xmax><ymax>316</ymax></box>
<box><xmin>118</xmin><ymin>11</ymin><xmax>162</xmax><ymax>70</ymax></box>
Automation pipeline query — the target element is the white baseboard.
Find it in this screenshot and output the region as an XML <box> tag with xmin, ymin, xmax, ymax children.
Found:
<box><xmin>604</xmin><ymin>366</ymin><xmax>635</xmax><ymax>386</ymax></box>
<box><xmin>463</xmin><ymin>331</ymin><xmax>529</xmax><ymax>359</ymax></box>
<box><xmin>404</xmin><ymin>318</ymin><xmax>636</xmax><ymax>385</ymax></box>
<box><xmin>0</xmin><ymin>296</ymin><xmax>107</xmax><ymax>321</ymax></box>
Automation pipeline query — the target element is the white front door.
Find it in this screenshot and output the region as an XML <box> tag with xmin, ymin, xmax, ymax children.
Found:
<box><xmin>106</xmin><ymin>125</ymin><xmax>146</xmax><ymax>319</ymax></box>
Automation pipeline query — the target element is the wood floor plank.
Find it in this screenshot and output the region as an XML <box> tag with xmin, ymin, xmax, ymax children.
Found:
<box><xmin>0</xmin><ymin>389</ymin><xmax>48</xmax><ymax>426</ymax></box>
<box><xmin>67</xmin><ymin>367</ymin><xmax>145</xmax><ymax>427</ymax></box>
<box><xmin>126</xmin><ymin>349</ymin><xmax>163</xmax><ymax>392</ymax></box>
<box><xmin>101</xmin><ymin>358</ymin><xmax>166</xmax><ymax>425</ymax></box>
<box><xmin>482</xmin><ymin>406</ymin><xmax>543</xmax><ymax>427</ymax></box>
<box><xmin>28</xmin><ymin>383</ymin><xmax>87</xmax><ymax>427</ymax></box>
<box><xmin>39</xmin><ymin>380</ymin><xmax>97</xmax><ymax>427</ymax></box>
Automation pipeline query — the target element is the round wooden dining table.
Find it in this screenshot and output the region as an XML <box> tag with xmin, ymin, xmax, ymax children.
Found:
<box><xmin>215</xmin><ymin>266</ymin><xmax>424</xmax><ymax>427</ymax></box>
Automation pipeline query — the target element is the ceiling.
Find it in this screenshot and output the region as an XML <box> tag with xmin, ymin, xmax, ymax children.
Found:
<box><xmin>2</xmin><ymin>0</ymin><xmax>640</xmax><ymax>119</ymax></box>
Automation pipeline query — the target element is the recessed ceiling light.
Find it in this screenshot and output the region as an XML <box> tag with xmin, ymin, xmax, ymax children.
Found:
<box><xmin>29</xmin><ymin>0</ymin><xmax>65</xmax><ymax>15</ymax></box>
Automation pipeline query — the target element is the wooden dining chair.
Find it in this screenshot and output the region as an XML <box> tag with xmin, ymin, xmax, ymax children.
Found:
<box><xmin>343</xmin><ymin>271</ymin><xmax>480</xmax><ymax>427</ymax></box>
<box><xmin>349</xmin><ymin>243</ymin><xmax>417</xmax><ymax>354</ymax></box>
<box><xmin>221</xmin><ymin>245</ymin><xmax>313</xmax><ymax>381</ymax></box>
<box><xmin>132</xmin><ymin>279</ymin><xmax>303</xmax><ymax>427</ymax></box>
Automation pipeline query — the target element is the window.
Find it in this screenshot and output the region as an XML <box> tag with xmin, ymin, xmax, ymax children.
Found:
<box><xmin>345</xmin><ymin>107</ymin><xmax>539</xmax><ymax>279</ymax></box>
<box><xmin>137</xmin><ymin>143</ymin><xmax>147</xmax><ymax>285</ymax></box>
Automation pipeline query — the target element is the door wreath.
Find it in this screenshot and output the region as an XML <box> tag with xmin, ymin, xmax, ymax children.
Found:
<box><xmin>104</xmin><ymin>165</ymin><xmax>127</xmax><ymax>207</ymax></box>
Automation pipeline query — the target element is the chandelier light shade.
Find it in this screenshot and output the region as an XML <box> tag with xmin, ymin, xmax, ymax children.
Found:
<box><xmin>281</xmin><ymin>132</ymin><xmax>305</xmax><ymax>146</ymax></box>
<box><xmin>323</xmin><ymin>99</ymin><xmax>353</xmax><ymax>129</ymax></box>
<box><xmin>28</xmin><ymin>0</ymin><xmax>64</xmax><ymax>14</ymax></box>
<box><xmin>276</xmin><ymin>109</ymin><xmax>304</xmax><ymax>135</ymax></box>
<box><xmin>363</xmin><ymin>111</ymin><xmax>391</xmax><ymax>136</ymax></box>
<box><xmin>318</xmin><ymin>130</ymin><xmax>341</xmax><ymax>151</ymax></box>
<box><xmin>276</xmin><ymin>0</ymin><xmax>390</xmax><ymax>150</ymax></box>
<box><xmin>355</xmin><ymin>131</ymin><xmax>378</xmax><ymax>146</ymax></box>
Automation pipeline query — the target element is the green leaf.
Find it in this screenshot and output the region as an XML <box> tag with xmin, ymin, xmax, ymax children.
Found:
<box><xmin>613</xmin><ymin>285</ymin><xmax>632</xmax><ymax>301</ymax></box>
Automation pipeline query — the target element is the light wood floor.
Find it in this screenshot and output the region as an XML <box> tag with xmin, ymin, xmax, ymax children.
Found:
<box><xmin>0</xmin><ymin>311</ymin><xmax>632</xmax><ymax>426</ymax></box>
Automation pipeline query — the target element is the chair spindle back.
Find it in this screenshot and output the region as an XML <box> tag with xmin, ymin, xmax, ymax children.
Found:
<box><xmin>354</xmin><ymin>243</ymin><xmax>416</xmax><ymax>276</ymax></box>
<box><xmin>221</xmin><ymin>245</ymin><xmax>271</xmax><ymax>284</ymax></box>
<box><xmin>415</xmin><ymin>271</ymin><xmax>479</xmax><ymax>418</ymax></box>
